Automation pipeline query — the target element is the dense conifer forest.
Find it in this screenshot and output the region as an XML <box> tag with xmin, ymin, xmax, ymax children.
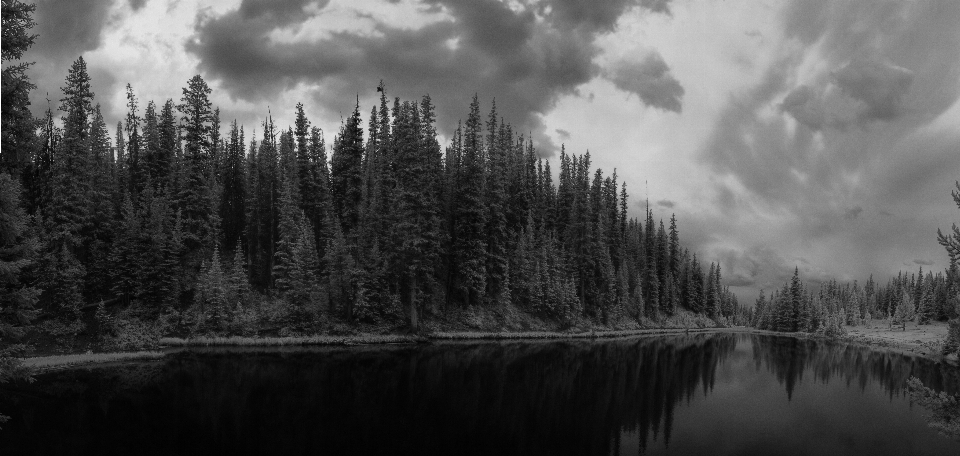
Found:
<box><xmin>0</xmin><ymin>2</ymin><xmax>749</xmax><ymax>352</ymax></box>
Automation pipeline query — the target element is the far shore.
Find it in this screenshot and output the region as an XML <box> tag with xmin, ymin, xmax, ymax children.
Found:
<box><xmin>18</xmin><ymin>322</ymin><xmax>956</xmax><ymax>373</ymax></box>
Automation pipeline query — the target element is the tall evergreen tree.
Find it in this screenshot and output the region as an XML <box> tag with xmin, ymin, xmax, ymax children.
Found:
<box><xmin>220</xmin><ymin>121</ymin><xmax>245</xmax><ymax>254</ymax></box>
<box><xmin>330</xmin><ymin>100</ymin><xmax>365</xmax><ymax>239</ymax></box>
<box><xmin>484</xmin><ymin>102</ymin><xmax>509</xmax><ymax>302</ymax></box>
<box><xmin>176</xmin><ymin>75</ymin><xmax>218</xmax><ymax>274</ymax></box>
<box><xmin>44</xmin><ymin>57</ymin><xmax>95</xmax><ymax>317</ymax></box>
<box><xmin>124</xmin><ymin>84</ymin><xmax>145</xmax><ymax>195</ymax></box>
<box><xmin>452</xmin><ymin>95</ymin><xmax>488</xmax><ymax>306</ymax></box>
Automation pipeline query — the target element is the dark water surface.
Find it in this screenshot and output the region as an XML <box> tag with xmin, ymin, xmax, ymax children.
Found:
<box><xmin>2</xmin><ymin>334</ymin><xmax>960</xmax><ymax>455</ymax></box>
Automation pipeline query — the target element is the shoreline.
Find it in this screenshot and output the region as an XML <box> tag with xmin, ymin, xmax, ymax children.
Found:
<box><xmin>18</xmin><ymin>325</ymin><xmax>955</xmax><ymax>372</ymax></box>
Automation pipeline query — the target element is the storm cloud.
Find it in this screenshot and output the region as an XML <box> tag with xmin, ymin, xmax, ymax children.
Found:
<box><xmin>185</xmin><ymin>0</ymin><xmax>676</xmax><ymax>152</ymax></box>
<box><xmin>694</xmin><ymin>0</ymin><xmax>960</xmax><ymax>299</ymax></box>
<box><xmin>607</xmin><ymin>51</ymin><xmax>684</xmax><ymax>113</ymax></box>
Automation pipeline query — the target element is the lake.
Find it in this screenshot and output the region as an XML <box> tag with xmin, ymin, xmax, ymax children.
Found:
<box><xmin>2</xmin><ymin>334</ymin><xmax>959</xmax><ymax>455</ymax></box>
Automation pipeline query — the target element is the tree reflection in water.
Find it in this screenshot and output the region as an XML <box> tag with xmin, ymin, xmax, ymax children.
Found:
<box><xmin>1</xmin><ymin>334</ymin><xmax>958</xmax><ymax>455</ymax></box>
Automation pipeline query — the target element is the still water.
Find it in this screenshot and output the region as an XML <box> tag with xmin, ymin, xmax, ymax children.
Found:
<box><xmin>2</xmin><ymin>334</ymin><xmax>959</xmax><ymax>455</ymax></box>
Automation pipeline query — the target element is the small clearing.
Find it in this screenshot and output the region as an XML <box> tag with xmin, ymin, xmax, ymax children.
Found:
<box><xmin>846</xmin><ymin>320</ymin><xmax>950</xmax><ymax>358</ymax></box>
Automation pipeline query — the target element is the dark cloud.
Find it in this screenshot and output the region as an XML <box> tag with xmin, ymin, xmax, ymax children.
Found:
<box><xmin>780</xmin><ymin>59</ymin><xmax>916</xmax><ymax>130</ymax></box>
<box><xmin>656</xmin><ymin>199</ymin><xmax>675</xmax><ymax>209</ymax></box>
<box><xmin>186</xmin><ymin>0</ymin><xmax>674</xmax><ymax>153</ymax></box>
<box><xmin>780</xmin><ymin>85</ymin><xmax>827</xmax><ymax>130</ymax></box>
<box><xmin>639</xmin><ymin>0</ymin><xmax>671</xmax><ymax>15</ymax></box>
<box><xmin>128</xmin><ymin>0</ymin><xmax>147</xmax><ymax>11</ymax></box>
<box><xmin>24</xmin><ymin>0</ymin><xmax>126</xmax><ymax>122</ymax></box>
<box><xmin>913</xmin><ymin>258</ymin><xmax>935</xmax><ymax>266</ymax></box>
<box><xmin>832</xmin><ymin>59</ymin><xmax>914</xmax><ymax>121</ymax></box>
<box><xmin>844</xmin><ymin>206</ymin><xmax>862</xmax><ymax>220</ymax></box>
<box><xmin>543</xmin><ymin>0</ymin><xmax>669</xmax><ymax>33</ymax></box>
<box><xmin>555</xmin><ymin>128</ymin><xmax>571</xmax><ymax>140</ymax></box>
<box><xmin>607</xmin><ymin>51</ymin><xmax>684</xmax><ymax>113</ymax></box>
<box><xmin>32</xmin><ymin>0</ymin><xmax>114</xmax><ymax>61</ymax></box>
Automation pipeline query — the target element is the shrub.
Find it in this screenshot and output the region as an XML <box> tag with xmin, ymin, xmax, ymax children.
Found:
<box><xmin>907</xmin><ymin>376</ymin><xmax>960</xmax><ymax>440</ymax></box>
<box><xmin>944</xmin><ymin>318</ymin><xmax>960</xmax><ymax>357</ymax></box>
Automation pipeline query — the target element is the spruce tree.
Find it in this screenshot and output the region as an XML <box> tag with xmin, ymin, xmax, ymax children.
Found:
<box><xmin>155</xmin><ymin>99</ymin><xmax>177</xmax><ymax>189</ymax></box>
<box><xmin>220</xmin><ymin>121</ymin><xmax>245</xmax><ymax>254</ymax></box>
<box><xmin>44</xmin><ymin>57</ymin><xmax>95</xmax><ymax>317</ymax></box>
<box><xmin>0</xmin><ymin>0</ymin><xmax>37</xmax><ymax>176</ymax></box>
<box><xmin>0</xmin><ymin>173</ymin><xmax>39</xmax><ymax>339</ymax></box>
<box><xmin>330</xmin><ymin>101</ymin><xmax>365</xmax><ymax>239</ymax></box>
<box><xmin>452</xmin><ymin>95</ymin><xmax>488</xmax><ymax>306</ymax></box>
<box><xmin>484</xmin><ymin>102</ymin><xmax>509</xmax><ymax>302</ymax></box>
<box><xmin>176</xmin><ymin>75</ymin><xmax>217</xmax><ymax>273</ymax></box>
<box><xmin>273</xmin><ymin>176</ymin><xmax>300</xmax><ymax>294</ymax></box>
<box><xmin>249</xmin><ymin>118</ymin><xmax>280</xmax><ymax>288</ymax></box>
<box><xmin>124</xmin><ymin>84</ymin><xmax>145</xmax><ymax>195</ymax></box>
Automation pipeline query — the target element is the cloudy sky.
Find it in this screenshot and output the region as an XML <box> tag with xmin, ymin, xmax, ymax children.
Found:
<box><xmin>20</xmin><ymin>0</ymin><xmax>960</xmax><ymax>301</ymax></box>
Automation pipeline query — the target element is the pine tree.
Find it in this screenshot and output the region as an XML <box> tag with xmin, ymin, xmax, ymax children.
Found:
<box><xmin>789</xmin><ymin>267</ymin><xmax>802</xmax><ymax>331</ymax></box>
<box><xmin>452</xmin><ymin>95</ymin><xmax>488</xmax><ymax>306</ymax></box>
<box><xmin>155</xmin><ymin>99</ymin><xmax>177</xmax><ymax>189</ymax></box>
<box><xmin>0</xmin><ymin>173</ymin><xmax>39</xmax><ymax>339</ymax></box>
<box><xmin>220</xmin><ymin>121</ymin><xmax>246</xmax><ymax>254</ymax></box>
<box><xmin>324</xmin><ymin>215</ymin><xmax>356</xmax><ymax>318</ymax></box>
<box><xmin>0</xmin><ymin>0</ymin><xmax>37</xmax><ymax>176</ymax></box>
<box><xmin>248</xmin><ymin>118</ymin><xmax>280</xmax><ymax>288</ymax></box>
<box><xmin>294</xmin><ymin>103</ymin><xmax>326</xmax><ymax>262</ymax></box>
<box><xmin>176</xmin><ymin>75</ymin><xmax>217</xmax><ymax>273</ymax></box>
<box><xmin>689</xmin><ymin>253</ymin><xmax>704</xmax><ymax>313</ymax></box>
<box><xmin>273</xmin><ymin>176</ymin><xmax>300</xmax><ymax>294</ymax></box>
<box><xmin>918</xmin><ymin>274</ymin><xmax>935</xmax><ymax>325</ymax></box>
<box><xmin>753</xmin><ymin>289</ymin><xmax>767</xmax><ymax>328</ymax></box>
<box><xmin>330</xmin><ymin>100</ymin><xmax>365</xmax><ymax>239</ymax></box>
<box><xmin>44</xmin><ymin>57</ymin><xmax>95</xmax><ymax>317</ymax></box>
<box><xmin>484</xmin><ymin>102</ymin><xmax>509</xmax><ymax>303</ymax></box>
<box><xmin>124</xmin><ymin>84</ymin><xmax>146</xmax><ymax>195</ymax></box>
<box><xmin>83</xmin><ymin>106</ymin><xmax>116</xmax><ymax>302</ymax></box>
<box><xmin>108</xmin><ymin>193</ymin><xmax>140</xmax><ymax>305</ymax></box>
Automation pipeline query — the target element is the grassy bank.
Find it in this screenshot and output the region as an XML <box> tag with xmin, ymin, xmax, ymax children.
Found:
<box><xmin>17</xmin><ymin>324</ymin><xmax>956</xmax><ymax>372</ymax></box>
<box><xmin>159</xmin><ymin>334</ymin><xmax>423</xmax><ymax>347</ymax></box>
<box><xmin>430</xmin><ymin>327</ymin><xmax>714</xmax><ymax>341</ymax></box>
<box><xmin>844</xmin><ymin>320</ymin><xmax>954</xmax><ymax>360</ymax></box>
<box><xmin>21</xmin><ymin>351</ymin><xmax>165</xmax><ymax>373</ymax></box>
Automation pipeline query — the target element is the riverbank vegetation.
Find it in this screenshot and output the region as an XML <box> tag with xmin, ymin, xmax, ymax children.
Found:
<box><xmin>0</xmin><ymin>3</ymin><xmax>748</xmax><ymax>358</ymax></box>
<box><xmin>750</xmin><ymin>181</ymin><xmax>960</xmax><ymax>360</ymax></box>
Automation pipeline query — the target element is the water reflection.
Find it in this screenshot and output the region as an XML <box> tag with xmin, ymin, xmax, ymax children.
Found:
<box><xmin>1</xmin><ymin>334</ymin><xmax>958</xmax><ymax>456</ymax></box>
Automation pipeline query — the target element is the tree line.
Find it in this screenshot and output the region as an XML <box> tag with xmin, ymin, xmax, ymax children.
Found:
<box><xmin>0</xmin><ymin>2</ymin><xmax>741</xmax><ymax>341</ymax></box>
<box><xmin>752</xmin><ymin>183</ymin><xmax>960</xmax><ymax>342</ymax></box>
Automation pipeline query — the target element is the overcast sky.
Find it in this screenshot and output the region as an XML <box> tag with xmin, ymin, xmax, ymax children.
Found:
<box><xmin>21</xmin><ymin>0</ymin><xmax>960</xmax><ymax>301</ymax></box>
